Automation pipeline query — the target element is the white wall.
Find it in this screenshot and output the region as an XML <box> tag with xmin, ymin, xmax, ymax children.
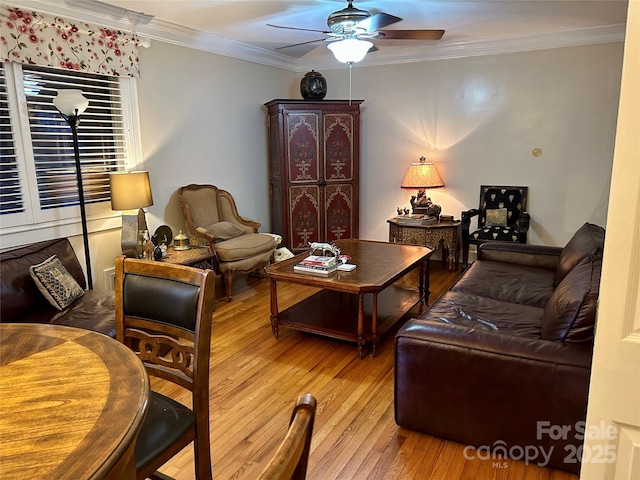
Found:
<box><xmin>319</xmin><ymin>43</ymin><xmax>623</xmax><ymax>247</ymax></box>
<box><xmin>136</xmin><ymin>41</ymin><xmax>622</xmax><ymax>256</ymax></box>
<box><xmin>135</xmin><ymin>42</ymin><xmax>296</xmax><ymax>237</ymax></box>
<box><xmin>35</xmin><ymin>40</ymin><xmax>624</xmax><ymax>289</ymax></box>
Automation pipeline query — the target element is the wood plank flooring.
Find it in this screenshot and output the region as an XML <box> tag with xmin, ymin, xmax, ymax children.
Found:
<box><xmin>152</xmin><ymin>262</ymin><xmax>579</xmax><ymax>480</ymax></box>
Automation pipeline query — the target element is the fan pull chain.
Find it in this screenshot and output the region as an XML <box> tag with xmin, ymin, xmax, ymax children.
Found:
<box><xmin>348</xmin><ymin>63</ymin><xmax>353</xmax><ymax>105</ymax></box>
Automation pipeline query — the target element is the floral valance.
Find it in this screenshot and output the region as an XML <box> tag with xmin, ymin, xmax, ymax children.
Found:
<box><xmin>1</xmin><ymin>5</ymin><xmax>141</xmax><ymax>77</ymax></box>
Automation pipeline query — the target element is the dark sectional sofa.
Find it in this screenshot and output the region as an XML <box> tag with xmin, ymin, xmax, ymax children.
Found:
<box><xmin>395</xmin><ymin>222</ymin><xmax>605</xmax><ymax>474</ymax></box>
<box><xmin>1</xmin><ymin>238</ymin><xmax>116</xmax><ymax>337</ymax></box>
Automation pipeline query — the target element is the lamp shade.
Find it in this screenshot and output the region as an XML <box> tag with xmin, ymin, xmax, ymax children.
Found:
<box><xmin>327</xmin><ymin>38</ymin><xmax>373</xmax><ymax>64</ymax></box>
<box><xmin>53</xmin><ymin>89</ymin><xmax>89</xmax><ymax>116</ymax></box>
<box><xmin>109</xmin><ymin>171</ymin><xmax>154</xmax><ymax>210</ymax></box>
<box><xmin>401</xmin><ymin>158</ymin><xmax>444</xmax><ymax>189</ymax></box>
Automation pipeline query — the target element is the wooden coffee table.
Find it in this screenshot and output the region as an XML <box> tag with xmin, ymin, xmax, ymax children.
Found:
<box><xmin>265</xmin><ymin>239</ymin><xmax>433</xmax><ymax>358</ymax></box>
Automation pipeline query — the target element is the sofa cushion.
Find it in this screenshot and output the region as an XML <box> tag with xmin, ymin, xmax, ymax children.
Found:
<box><xmin>451</xmin><ymin>260</ymin><xmax>555</xmax><ymax>308</ymax></box>
<box><xmin>29</xmin><ymin>255</ymin><xmax>84</xmax><ymax>310</ymax></box>
<box><xmin>1</xmin><ymin>238</ymin><xmax>87</xmax><ymax>322</ymax></box>
<box><xmin>556</xmin><ymin>222</ymin><xmax>605</xmax><ymax>285</ymax></box>
<box><xmin>542</xmin><ymin>255</ymin><xmax>601</xmax><ymax>343</ymax></box>
<box><xmin>215</xmin><ymin>233</ymin><xmax>277</xmax><ymax>262</ymax></box>
<box><xmin>418</xmin><ymin>291</ymin><xmax>543</xmax><ymax>338</ymax></box>
<box><xmin>51</xmin><ymin>291</ymin><xmax>117</xmax><ymax>337</ymax></box>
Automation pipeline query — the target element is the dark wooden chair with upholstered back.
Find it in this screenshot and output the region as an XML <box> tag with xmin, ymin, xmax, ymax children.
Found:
<box><xmin>257</xmin><ymin>394</ymin><xmax>317</xmax><ymax>480</ymax></box>
<box><xmin>114</xmin><ymin>256</ymin><xmax>215</xmax><ymax>480</ymax></box>
<box><xmin>461</xmin><ymin>185</ymin><xmax>530</xmax><ymax>269</ymax></box>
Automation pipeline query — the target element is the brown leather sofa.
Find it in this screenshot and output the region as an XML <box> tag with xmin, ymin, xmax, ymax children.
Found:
<box><xmin>395</xmin><ymin>222</ymin><xmax>604</xmax><ymax>474</ymax></box>
<box><xmin>1</xmin><ymin>238</ymin><xmax>116</xmax><ymax>336</ymax></box>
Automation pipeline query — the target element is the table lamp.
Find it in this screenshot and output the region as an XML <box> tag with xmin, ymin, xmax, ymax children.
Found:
<box><xmin>110</xmin><ymin>171</ymin><xmax>154</xmax><ymax>257</ymax></box>
<box><xmin>401</xmin><ymin>156</ymin><xmax>444</xmax><ymax>216</ymax></box>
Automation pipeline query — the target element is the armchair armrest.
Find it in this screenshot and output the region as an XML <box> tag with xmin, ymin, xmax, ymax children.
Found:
<box><xmin>477</xmin><ymin>242</ymin><xmax>561</xmax><ymax>270</ymax></box>
<box><xmin>461</xmin><ymin>208</ymin><xmax>480</xmax><ymax>235</ymax></box>
<box><xmin>518</xmin><ymin>211</ymin><xmax>531</xmax><ymax>232</ymax></box>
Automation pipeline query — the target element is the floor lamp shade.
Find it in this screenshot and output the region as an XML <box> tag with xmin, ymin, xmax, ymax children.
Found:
<box><xmin>110</xmin><ymin>171</ymin><xmax>154</xmax><ymax>257</ymax></box>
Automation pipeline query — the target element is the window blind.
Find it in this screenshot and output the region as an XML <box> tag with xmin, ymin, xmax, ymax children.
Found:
<box><xmin>23</xmin><ymin>65</ymin><xmax>127</xmax><ymax>210</ymax></box>
<box><xmin>0</xmin><ymin>64</ymin><xmax>24</xmax><ymax>215</ymax></box>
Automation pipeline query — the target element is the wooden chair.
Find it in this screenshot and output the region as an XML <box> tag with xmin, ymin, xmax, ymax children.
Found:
<box><xmin>257</xmin><ymin>394</ymin><xmax>317</xmax><ymax>480</ymax></box>
<box><xmin>178</xmin><ymin>184</ymin><xmax>277</xmax><ymax>301</ymax></box>
<box><xmin>461</xmin><ymin>185</ymin><xmax>530</xmax><ymax>269</ymax></box>
<box><xmin>114</xmin><ymin>256</ymin><xmax>215</xmax><ymax>480</ymax></box>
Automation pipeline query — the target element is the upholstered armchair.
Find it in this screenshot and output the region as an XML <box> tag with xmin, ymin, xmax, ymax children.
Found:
<box><xmin>178</xmin><ymin>184</ymin><xmax>277</xmax><ymax>301</ymax></box>
<box><xmin>461</xmin><ymin>185</ymin><xmax>530</xmax><ymax>269</ymax></box>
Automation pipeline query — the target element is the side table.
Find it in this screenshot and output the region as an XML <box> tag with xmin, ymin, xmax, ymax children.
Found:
<box><xmin>162</xmin><ymin>246</ymin><xmax>215</xmax><ymax>269</ymax></box>
<box><xmin>388</xmin><ymin>218</ymin><xmax>461</xmax><ymax>272</ymax></box>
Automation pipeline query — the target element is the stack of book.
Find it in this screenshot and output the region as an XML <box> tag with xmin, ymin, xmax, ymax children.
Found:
<box><xmin>294</xmin><ymin>255</ymin><xmax>339</xmax><ymax>275</ymax></box>
<box><xmin>394</xmin><ymin>214</ymin><xmax>438</xmax><ymax>226</ymax></box>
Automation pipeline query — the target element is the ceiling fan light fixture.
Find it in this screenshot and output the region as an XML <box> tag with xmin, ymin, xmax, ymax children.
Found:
<box><xmin>327</xmin><ymin>38</ymin><xmax>373</xmax><ymax>64</ymax></box>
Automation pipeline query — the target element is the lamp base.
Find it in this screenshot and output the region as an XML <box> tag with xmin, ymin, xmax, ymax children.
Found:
<box><xmin>121</xmin><ymin>213</ymin><xmax>138</xmax><ymax>257</ymax></box>
<box><xmin>121</xmin><ymin>208</ymin><xmax>149</xmax><ymax>257</ymax></box>
<box><xmin>410</xmin><ymin>194</ymin><xmax>442</xmax><ymax>217</ymax></box>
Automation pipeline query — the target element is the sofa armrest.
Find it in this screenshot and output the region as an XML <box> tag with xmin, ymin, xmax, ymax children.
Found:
<box><xmin>478</xmin><ymin>242</ymin><xmax>562</xmax><ymax>270</ymax></box>
<box><xmin>395</xmin><ymin>318</ymin><xmax>591</xmax><ymax>474</ymax></box>
<box><xmin>397</xmin><ymin>318</ymin><xmax>590</xmax><ymax>367</ymax></box>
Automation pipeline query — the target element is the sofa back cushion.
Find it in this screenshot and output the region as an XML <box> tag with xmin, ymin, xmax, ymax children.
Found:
<box><xmin>542</xmin><ymin>254</ymin><xmax>602</xmax><ymax>342</ymax></box>
<box><xmin>556</xmin><ymin>223</ymin><xmax>605</xmax><ymax>285</ymax></box>
<box><xmin>1</xmin><ymin>238</ymin><xmax>86</xmax><ymax>321</ymax></box>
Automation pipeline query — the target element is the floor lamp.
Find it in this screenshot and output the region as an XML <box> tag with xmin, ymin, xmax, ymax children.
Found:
<box><xmin>53</xmin><ymin>89</ymin><xmax>93</xmax><ymax>289</ymax></box>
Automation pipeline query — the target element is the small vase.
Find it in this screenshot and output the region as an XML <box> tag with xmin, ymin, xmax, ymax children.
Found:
<box><xmin>300</xmin><ymin>70</ymin><xmax>327</xmax><ymax>100</ymax></box>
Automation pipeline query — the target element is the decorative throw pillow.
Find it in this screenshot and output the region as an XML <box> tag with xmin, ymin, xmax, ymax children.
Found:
<box><xmin>485</xmin><ymin>208</ymin><xmax>508</xmax><ymax>227</ymax></box>
<box><xmin>206</xmin><ymin>221</ymin><xmax>245</xmax><ymax>241</ymax></box>
<box><xmin>29</xmin><ymin>255</ymin><xmax>84</xmax><ymax>310</ymax></box>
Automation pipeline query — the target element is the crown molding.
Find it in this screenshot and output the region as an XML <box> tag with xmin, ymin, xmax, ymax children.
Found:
<box><xmin>9</xmin><ymin>0</ymin><xmax>625</xmax><ymax>73</ymax></box>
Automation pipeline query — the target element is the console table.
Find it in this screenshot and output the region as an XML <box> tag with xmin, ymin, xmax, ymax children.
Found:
<box><xmin>388</xmin><ymin>218</ymin><xmax>461</xmax><ymax>272</ymax></box>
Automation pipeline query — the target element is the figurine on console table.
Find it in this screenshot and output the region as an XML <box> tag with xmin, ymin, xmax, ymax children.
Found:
<box><xmin>411</xmin><ymin>191</ymin><xmax>442</xmax><ymax>218</ymax></box>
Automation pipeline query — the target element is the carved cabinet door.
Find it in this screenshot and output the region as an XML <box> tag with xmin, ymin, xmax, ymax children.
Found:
<box><xmin>266</xmin><ymin>100</ymin><xmax>361</xmax><ymax>251</ymax></box>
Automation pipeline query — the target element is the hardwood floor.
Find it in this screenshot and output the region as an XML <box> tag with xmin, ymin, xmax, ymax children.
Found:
<box><xmin>152</xmin><ymin>261</ymin><xmax>579</xmax><ymax>480</ymax></box>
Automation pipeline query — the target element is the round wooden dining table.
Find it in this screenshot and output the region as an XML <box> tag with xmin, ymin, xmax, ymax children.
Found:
<box><xmin>0</xmin><ymin>323</ymin><xmax>149</xmax><ymax>480</ymax></box>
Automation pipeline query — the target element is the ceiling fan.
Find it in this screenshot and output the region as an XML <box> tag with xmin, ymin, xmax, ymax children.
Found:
<box><xmin>268</xmin><ymin>1</ymin><xmax>445</xmax><ymax>63</ymax></box>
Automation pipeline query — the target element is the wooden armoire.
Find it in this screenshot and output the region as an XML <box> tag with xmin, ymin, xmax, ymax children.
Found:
<box><xmin>265</xmin><ymin>99</ymin><xmax>362</xmax><ymax>252</ymax></box>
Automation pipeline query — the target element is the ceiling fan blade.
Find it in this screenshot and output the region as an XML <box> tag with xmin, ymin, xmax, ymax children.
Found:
<box><xmin>267</xmin><ymin>23</ymin><xmax>330</xmax><ymax>34</ymax></box>
<box><xmin>356</xmin><ymin>12</ymin><xmax>402</xmax><ymax>32</ymax></box>
<box><xmin>275</xmin><ymin>38</ymin><xmax>326</xmax><ymax>50</ymax></box>
<box><xmin>378</xmin><ymin>29</ymin><xmax>445</xmax><ymax>40</ymax></box>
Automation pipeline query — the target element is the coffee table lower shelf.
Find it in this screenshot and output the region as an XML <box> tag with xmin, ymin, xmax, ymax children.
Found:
<box><xmin>270</xmin><ymin>284</ymin><xmax>424</xmax><ymax>357</ymax></box>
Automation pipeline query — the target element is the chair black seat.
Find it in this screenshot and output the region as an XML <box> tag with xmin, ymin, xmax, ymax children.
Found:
<box><xmin>135</xmin><ymin>391</ymin><xmax>196</xmax><ymax>472</ymax></box>
<box><xmin>470</xmin><ymin>225</ymin><xmax>521</xmax><ymax>242</ymax></box>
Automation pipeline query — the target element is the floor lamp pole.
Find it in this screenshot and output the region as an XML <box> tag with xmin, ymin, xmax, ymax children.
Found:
<box><xmin>67</xmin><ymin>114</ymin><xmax>93</xmax><ymax>290</ymax></box>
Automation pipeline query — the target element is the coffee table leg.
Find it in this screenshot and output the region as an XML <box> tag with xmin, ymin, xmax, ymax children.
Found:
<box><xmin>371</xmin><ymin>292</ymin><xmax>379</xmax><ymax>358</ymax></box>
<box><xmin>357</xmin><ymin>294</ymin><xmax>365</xmax><ymax>359</ymax></box>
<box><xmin>269</xmin><ymin>279</ymin><xmax>279</xmax><ymax>339</ymax></box>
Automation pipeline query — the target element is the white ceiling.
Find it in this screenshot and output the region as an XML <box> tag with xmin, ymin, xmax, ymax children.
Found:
<box><xmin>65</xmin><ymin>0</ymin><xmax>628</xmax><ymax>70</ymax></box>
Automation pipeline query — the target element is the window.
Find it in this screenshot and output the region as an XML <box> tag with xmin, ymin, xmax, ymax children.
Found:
<box><xmin>0</xmin><ymin>62</ymin><xmax>141</xmax><ymax>246</ymax></box>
